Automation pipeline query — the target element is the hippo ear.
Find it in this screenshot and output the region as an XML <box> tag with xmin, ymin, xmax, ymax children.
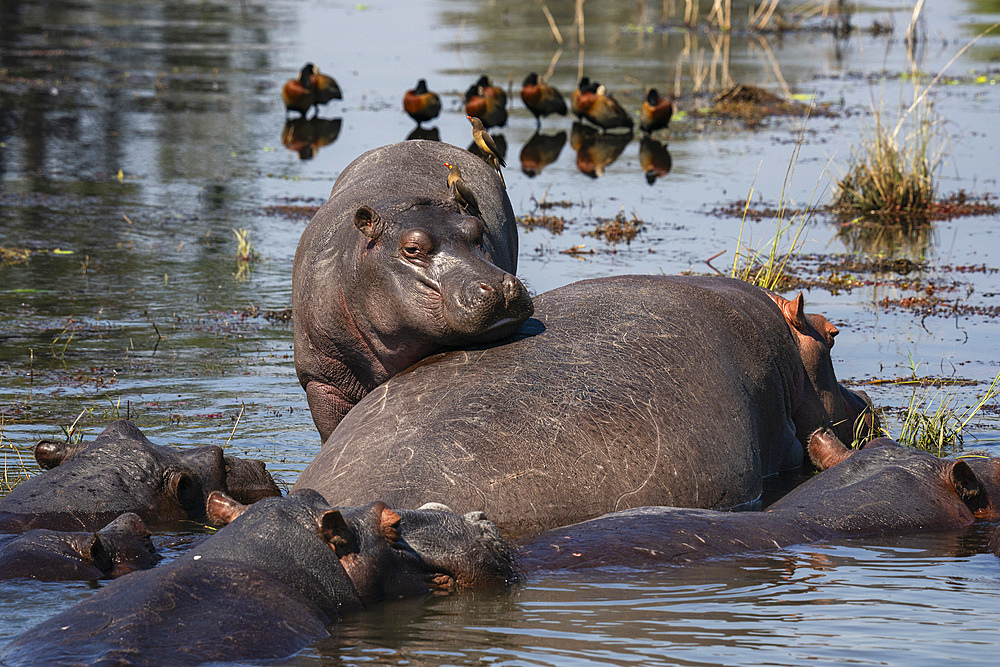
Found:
<box><xmin>377</xmin><ymin>503</ymin><xmax>403</xmax><ymax>546</ymax></box>
<box><xmin>777</xmin><ymin>293</ymin><xmax>810</xmax><ymax>335</ymax></box>
<box><xmin>319</xmin><ymin>509</ymin><xmax>356</xmax><ymax>556</ymax></box>
<box><xmin>353</xmin><ymin>206</ymin><xmax>385</xmax><ymax>241</ymax></box>
<box><xmin>949</xmin><ymin>461</ymin><xmax>989</xmax><ymax>513</ymax></box>
<box><xmin>807</xmin><ymin>427</ymin><xmax>853</xmax><ymax>470</ymax></box>
<box><xmin>34</xmin><ymin>439</ymin><xmax>84</xmax><ymax>470</ymax></box>
<box><xmin>205</xmin><ymin>490</ymin><xmax>249</xmax><ymax>527</ymax></box>
<box><xmin>167</xmin><ymin>470</ymin><xmax>201</xmax><ymax>513</ymax></box>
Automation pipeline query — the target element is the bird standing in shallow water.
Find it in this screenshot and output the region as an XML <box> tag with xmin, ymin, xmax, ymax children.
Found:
<box><xmin>403</xmin><ymin>79</ymin><xmax>441</xmax><ymax>125</ymax></box>
<box><xmin>571</xmin><ymin>77</ymin><xmax>594</xmax><ymax>120</ymax></box>
<box><xmin>468</xmin><ymin>116</ymin><xmax>506</xmax><ymax>188</ymax></box>
<box><xmin>520</xmin><ymin>73</ymin><xmax>567</xmax><ymax>126</ymax></box>
<box><xmin>585</xmin><ymin>84</ymin><xmax>633</xmax><ymax>131</ymax></box>
<box><xmin>309</xmin><ymin>65</ymin><xmax>342</xmax><ymax>112</ymax></box>
<box><xmin>640</xmin><ymin>88</ymin><xmax>673</xmax><ymax>134</ymax></box>
<box><xmin>444</xmin><ymin>162</ymin><xmax>481</xmax><ymax>219</ymax></box>
<box><xmin>282</xmin><ymin>64</ymin><xmax>316</xmax><ymax>117</ymax></box>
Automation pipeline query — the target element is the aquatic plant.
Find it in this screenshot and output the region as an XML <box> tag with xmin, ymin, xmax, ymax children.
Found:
<box><xmin>0</xmin><ymin>247</ymin><xmax>31</xmax><ymax>266</ymax></box>
<box><xmin>832</xmin><ymin>100</ymin><xmax>938</xmax><ymax>226</ymax></box>
<box><xmin>1</xmin><ymin>415</ymin><xmax>31</xmax><ymax>495</ymax></box>
<box><xmin>851</xmin><ymin>358</ymin><xmax>1000</xmax><ymax>457</ymax></box>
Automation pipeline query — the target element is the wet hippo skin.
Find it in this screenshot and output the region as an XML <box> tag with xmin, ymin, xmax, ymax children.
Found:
<box><xmin>295</xmin><ymin>274</ymin><xmax>873</xmax><ymax>537</ymax></box>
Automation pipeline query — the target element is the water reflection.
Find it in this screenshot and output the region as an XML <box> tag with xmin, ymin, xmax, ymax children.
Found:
<box><xmin>836</xmin><ymin>221</ymin><xmax>933</xmax><ymax>259</ymax></box>
<box><xmin>520</xmin><ymin>130</ymin><xmax>567</xmax><ymax>177</ymax></box>
<box><xmin>570</xmin><ymin>122</ymin><xmax>631</xmax><ymax>178</ymax></box>
<box><xmin>639</xmin><ymin>137</ymin><xmax>672</xmax><ymax>185</ymax></box>
<box><xmin>280</xmin><ymin>117</ymin><xmax>342</xmax><ymax>160</ymax></box>
<box><xmin>406</xmin><ymin>125</ymin><xmax>441</xmax><ymax>142</ymax></box>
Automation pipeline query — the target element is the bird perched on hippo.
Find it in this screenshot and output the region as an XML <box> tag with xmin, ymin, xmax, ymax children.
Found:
<box><xmin>294</xmin><ymin>274</ymin><xmax>874</xmax><ymax>538</ymax></box>
<box><xmin>292</xmin><ymin>140</ymin><xmax>533</xmax><ymax>443</ymax></box>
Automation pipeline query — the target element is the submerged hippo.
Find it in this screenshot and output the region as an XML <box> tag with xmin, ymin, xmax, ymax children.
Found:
<box><xmin>0</xmin><ymin>490</ymin><xmax>516</xmax><ymax>665</ymax></box>
<box><xmin>295</xmin><ymin>275</ymin><xmax>872</xmax><ymax>537</ymax></box>
<box><xmin>294</xmin><ymin>140</ymin><xmax>533</xmax><ymax>442</ymax></box>
<box><xmin>0</xmin><ymin>420</ymin><xmax>281</xmax><ymax>532</ymax></box>
<box><xmin>0</xmin><ymin>513</ymin><xmax>158</xmax><ymax>581</ymax></box>
<box><xmin>519</xmin><ymin>429</ymin><xmax>1000</xmax><ymax>571</ymax></box>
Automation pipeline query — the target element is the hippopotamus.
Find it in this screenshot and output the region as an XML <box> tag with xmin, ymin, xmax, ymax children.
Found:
<box><xmin>0</xmin><ymin>420</ymin><xmax>281</xmax><ymax>532</ymax></box>
<box><xmin>0</xmin><ymin>513</ymin><xmax>158</xmax><ymax>581</ymax></box>
<box><xmin>0</xmin><ymin>490</ymin><xmax>516</xmax><ymax>665</ymax></box>
<box><xmin>294</xmin><ymin>275</ymin><xmax>873</xmax><ymax>537</ymax></box>
<box><xmin>293</xmin><ymin>140</ymin><xmax>534</xmax><ymax>442</ymax></box>
<box><xmin>518</xmin><ymin>429</ymin><xmax>1000</xmax><ymax>571</ymax></box>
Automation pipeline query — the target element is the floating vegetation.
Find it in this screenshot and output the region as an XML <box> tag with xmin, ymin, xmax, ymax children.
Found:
<box><xmin>233</xmin><ymin>228</ymin><xmax>261</xmax><ymax>283</ymax></box>
<box><xmin>0</xmin><ymin>247</ymin><xmax>31</xmax><ymax>266</ymax></box>
<box><xmin>518</xmin><ymin>214</ymin><xmax>567</xmax><ymax>234</ymax></box>
<box><xmin>587</xmin><ymin>210</ymin><xmax>643</xmax><ymax>244</ymax></box>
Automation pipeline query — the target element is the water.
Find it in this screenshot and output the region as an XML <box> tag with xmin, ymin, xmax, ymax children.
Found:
<box><xmin>2</xmin><ymin>0</ymin><xmax>1000</xmax><ymax>662</ymax></box>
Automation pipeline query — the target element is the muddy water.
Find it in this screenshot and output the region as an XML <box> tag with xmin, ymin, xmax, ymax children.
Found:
<box><xmin>2</xmin><ymin>0</ymin><xmax>1000</xmax><ymax>662</ymax></box>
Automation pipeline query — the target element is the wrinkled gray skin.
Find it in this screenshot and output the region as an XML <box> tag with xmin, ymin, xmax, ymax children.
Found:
<box><xmin>295</xmin><ymin>275</ymin><xmax>873</xmax><ymax>538</ymax></box>
<box><xmin>293</xmin><ymin>140</ymin><xmax>533</xmax><ymax>442</ymax></box>
<box><xmin>0</xmin><ymin>513</ymin><xmax>158</xmax><ymax>581</ymax></box>
<box><xmin>0</xmin><ymin>490</ymin><xmax>516</xmax><ymax>666</ymax></box>
<box><xmin>0</xmin><ymin>420</ymin><xmax>281</xmax><ymax>532</ymax></box>
<box><xmin>519</xmin><ymin>430</ymin><xmax>1000</xmax><ymax>571</ymax></box>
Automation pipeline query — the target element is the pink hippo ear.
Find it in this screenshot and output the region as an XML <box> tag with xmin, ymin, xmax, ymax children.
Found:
<box><xmin>948</xmin><ymin>460</ymin><xmax>989</xmax><ymax>514</ymax></box>
<box><xmin>776</xmin><ymin>292</ymin><xmax>810</xmax><ymax>335</ymax></box>
<box><xmin>807</xmin><ymin>427</ymin><xmax>854</xmax><ymax>470</ymax></box>
<box><xmin>205</xmin><ymin>490</ymin><xmax>248</xmax><ymax>526</ymax></box>
<box><xmin>353</xmin><ymin>206</ymin><xmax>385</xmax><ymax>241</ymax></box>
<box><xmin>319</xmin><ymin>509</ymin><xmax>355</xmax><ymax>556</ymax></box>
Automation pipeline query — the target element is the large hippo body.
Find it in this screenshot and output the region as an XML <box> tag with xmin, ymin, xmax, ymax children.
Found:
<box><xmin>295</xmin><ymin>275</ymin><xmax>870</xmax><ymax>537</ymax></box>
<box><xmin>293</xmin><ymin>140</ymin><xmax>533</xmax><ymax>442</ymax></box>
<box><xmin>0</xmin><ymin>420</ymin><xmax>281</xmax><ymax>532</ymax></box>
<box><xmin>519</xmin><ymin>431</ymin><xmax>1000</xmax><ymax>571</ymax></box>
<box><xmin>0</xmin><ymin>490</ymin><xmax>515</xmax><ymax>666</ymax></box>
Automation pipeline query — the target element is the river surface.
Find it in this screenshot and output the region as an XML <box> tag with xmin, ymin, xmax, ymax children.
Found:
<box><xmin>2</xmin><ymin>0</ymin><xmax>1000</xmax><ymax>663</ymax></box>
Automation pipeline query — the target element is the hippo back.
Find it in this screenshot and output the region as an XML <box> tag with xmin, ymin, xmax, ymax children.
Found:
<box><xmin>294</xmin><ymin>274</ymin><xmax>808</xmax><ymax>537</ymax></box>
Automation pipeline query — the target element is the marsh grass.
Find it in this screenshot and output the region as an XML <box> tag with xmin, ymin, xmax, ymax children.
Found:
<box><xmin>832</xmin><ymin>101</ymin><xmax>938</xmax><ymax>226</ymax></box>
<box><xmin>731</xmin><ymin>113</ymin><xmax>821</xmax><ymax>291</ymax></box>
<box><xmin>851</xmin><ymin>365</ymin><xmax>1000</xmax><ymax>456</ymax></box>
<box><xmin>1</xmin><ymin>416</ymin><xmax>31</xmax><ymax>495</ymax></box>
<box><xmin>233</xmin><ymin>228</ymin><xmax>260</xmax><ymax>282</ymax></box>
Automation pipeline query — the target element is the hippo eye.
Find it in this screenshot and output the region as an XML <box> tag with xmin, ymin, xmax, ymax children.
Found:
<box><xmin>400</xmin><ymin>230</ymin><xmax>432</xmax><ymax>260</ymax></box>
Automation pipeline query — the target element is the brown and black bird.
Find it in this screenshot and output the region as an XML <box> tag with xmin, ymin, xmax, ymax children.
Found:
<box><xmin>475</xmin><ymin>74</ymin><xmax>507</xmax><ymax>107</ymax></box>
<box><xmin>444</xmin><ymin>162</ymin><xmax>481</xmax><ymax>219</ymax></box>
<box><xmin>403</xmin><ymin>79</ymin><xmax>442</xmax><ymax>125</ymax></box>
<box><xmin>520</xmin><ymin>73</ymin><xmax>567</xmax><ymax>126</ymax></box>
<box><xmin>282</xmin><ymin>64</ymin><xmax>316</xmax><ymax>117</ymax></box>
<box><xmin>465</xmin><ymin>81</ymin><xmax>508</xmax><ymax>129</ymax></box>
<box><xmin>282</xmin><ymin>63</ymin><xmax>341</xmax><ymax>117</ymax></box>
<box><xmin>468</xmin><ymin>116</ymin><xmax>506</xmax><ymax>188</ymax></box>
<box><xmin>571</xmin><ymin>77</ymin><xmax>594</xmax><ymax>120</ymax></box>
<box><xmin>585</xmin><ymin>84</ymin><xmax>633</xmax><ymax>132</ymax></box>
<box><xmin>640</xmin><ymin>88</ymin><xmax>673</xmax><ymax>134</ymax></box>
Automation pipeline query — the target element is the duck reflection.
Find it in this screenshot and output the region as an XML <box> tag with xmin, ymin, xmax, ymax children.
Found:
<box><xmin>281</xmin><ymin>117</ymin><xmax>342</xmax><ymax>160</ymax></box>
<box><xmin>406</xmin><ymin>126</ymin><xmax>440</xmax><ymax>142</ymax></box>
<box><xmin>570</xmin><ymin>122</ymin><xmax>631</xmax><ymax>178</ymax></box>
<box><xmin>639</xmin><ymin>137</ymin><xmax>672</xmax><ymax>185</ymax></box>
<box><xmin>520</xmin><ymin>130</ymin><xmax>567</xmax><ymax>177</ymax></box>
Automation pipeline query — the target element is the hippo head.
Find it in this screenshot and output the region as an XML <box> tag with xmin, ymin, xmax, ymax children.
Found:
<box><xmin>350</xmin><ymin>197</ymin><xmax>533</xmax><ymax>366</ymax></box>
<box><xmin>207</xmin><ymin>491</ymin><xmax>517</xmax><ymax>605</ymax></box>
<box><xmin>0</xmin><ymin>420</ymin><xmax>280</xmax><ymax>532</ymax></box>
<box><xmin>792</xmin><ymin>428</ymin><xmax>1000</xmax><ymax>530</ymax></box>
<box><xmin>769</xmin><ymin>292</ymin><xmax>875</xmax><ymax>446</ymax></box>
<box><xmin>0</xmin><ymin>513</ymin><xmax>158</xmax><ymax>581</ymax></box>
